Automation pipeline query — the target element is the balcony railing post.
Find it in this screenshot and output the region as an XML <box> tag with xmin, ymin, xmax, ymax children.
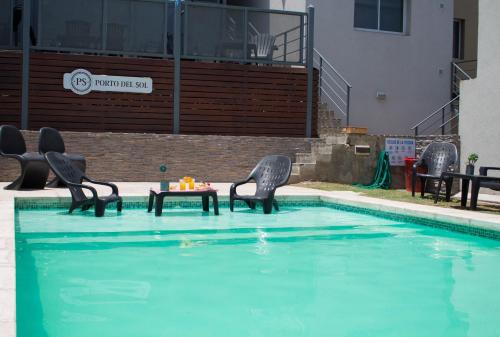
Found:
<box><xmin>163</xmin><ymin>1</ymin><xmax>168</xmax><ymax>56</ymax></box>
<box><xmin>244</xmin><ymin>8</ymin><xmax>248</xmax><ymax>62</ymax></box>
<box><xmin>283</xmin><ymin>32</ymin><xmax>287</xmax><ymax>62</ymax></box>
<box><xmin>346</xmin><ymin>85</ymin><xmax>351</xmax><ymax>127</ymax></box>
<box><xmin>9</xmin><ymin>0</ymin><xmax>14</xmax><ymax>47</ymax></box>
<box><xmin>318</xmin><ymin>56</ymin><xmax>322</xmax><ymax>101</ymax></box>
<box><xmin>305</xmin><ymin>5</ymin><xmax>315</xmax><ymax>138</ymax></box>
<box><xmin>102</xmin><ymin>0</ymin><xmax>108</xmax><ymax>50</ymax></box>
<box><xmin>299</xmin><ymin>14</ymin><xmax>304</xmax><ymax>63</ymax></box>
<box><xmin>173</xmin><ymin>0</ymin><xmax>182</xmax><ymax>134</ymax></box>
<box><xmin>37</xmin><ymin>0</ymin><xmax>41</xmax><ymax>47</ymax></box>
<box><xmin>441</xmin><ymin>107</ymin><xmax>445</xmax><ymax>135</ymax></box>
<box><xmin>21</xmin><ymin>0</ymin><xmax>31</xmax><ymax>129</ymax></box>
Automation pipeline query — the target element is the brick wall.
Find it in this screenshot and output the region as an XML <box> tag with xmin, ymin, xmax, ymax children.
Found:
<box><xmin>0</xmin><ymin>131</ymin><xmax>312</xmax><ymax>183</ymax></box>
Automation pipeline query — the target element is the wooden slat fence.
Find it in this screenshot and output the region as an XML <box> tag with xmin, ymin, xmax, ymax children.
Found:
<box><xmin>0</xmin><ymin>50</ymin><xmax>317</xmax><ymax>137</ymax></box>
<box><xmin>0</xmin><ymin>51</ymin><xmax>22</xmax><ymax>127</ymax></box>
<box><xmin>29</xmin><ymin>52</ymin><xmax>173</xmax><ymax>133</ymax></box>
<box><xmin>180</xmin><ymin>60</ymin><xmax>317</xmax><ymax>137</ymax></box>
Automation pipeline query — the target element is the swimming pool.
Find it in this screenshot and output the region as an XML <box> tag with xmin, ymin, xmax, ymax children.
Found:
<box><xmin>15</xmin><ymin>201</ymin><xmax>500</xmax><ymax>337</ymax></box>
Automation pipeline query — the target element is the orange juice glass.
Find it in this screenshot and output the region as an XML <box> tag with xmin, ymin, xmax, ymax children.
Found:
<box><xmin>179</xmin><ymin>179</ymin><xmax>186</xmax><ymax>191</ymax></box>
<box><xmin>189</xmin><ymin>178</ymin><xmax>195</xmax><ymax>190</ymax></box>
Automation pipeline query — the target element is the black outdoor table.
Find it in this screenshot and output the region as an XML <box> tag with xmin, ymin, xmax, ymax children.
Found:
<box><xmin>437</xmin><ymin>172</ymin><xmax>500</xmax><ymax>210</ymax></box>
<box><xmin>148</xmin><ymin>189</ymin><xmax>219</xmax><ymax>216</ymax></box>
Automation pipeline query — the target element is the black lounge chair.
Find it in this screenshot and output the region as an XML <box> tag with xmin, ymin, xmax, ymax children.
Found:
<box><xmin>38</xmin><ymin>127</ymin><xmax>86</xmax><ymax>187</ymax></box>
<box><xmin>0</xmin><ymin>125</ymin><xmax>49</xmax><ymax>190</ymax></box>
<box><xmin>412</xmin><ymin>142</ymin><xmax>458</xmax><ymax>198</ymax></box>
<box><xmin>470</xmin><ymin>166</ymin><xmax>500</xmax><ymax>208</ymax></box>
<box><xmin>230</xmin><ymin>155</ymin><xmax>292</xmax><ymax>214</ymax></box>
<box><xmin>44</xmin><ymin>151</ymin><xmax>122</xmax><ymax>217</ymax></box>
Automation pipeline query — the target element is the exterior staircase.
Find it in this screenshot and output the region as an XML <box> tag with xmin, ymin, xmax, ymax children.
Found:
<box><xmin>410</xmin><ymin>60</ymin><xmax>476</xmax><ymax>136</ymax></box>
<box><xmin>289</xmin><ymin>49</ymin><xmax>352</xmax><ymax>183</ymax></box>
<box><xmin>289</xmin><ymin>133</ymin><xmax>349</xmax><ymax>184</ymax></box>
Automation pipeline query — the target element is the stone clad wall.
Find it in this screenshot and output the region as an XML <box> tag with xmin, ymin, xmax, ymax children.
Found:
<box><xmin>0</xmin><ymin>131</ymin><xmax>312</xmax><ymax>183</ymax></box>
<box><xmin>313</xmin><ymin>134</ymin><xmax>407</xmax><ymax>188</ymax></box>
<box><xmin>415</xmin><ymin>135</ymin><xmax>461</xmax><ymax>158</ymax></box>
<box><xmin>312</xmin><ymin>134</ymin><xmax>461</xmax><ymax>189</ymax></box>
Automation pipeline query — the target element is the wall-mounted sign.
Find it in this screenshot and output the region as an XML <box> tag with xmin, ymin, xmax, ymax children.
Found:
<box><xmin>385</xmin><ymin>138</ymin><xmax>416</xmax><ymax>166</ymax></box>
<box><xmin>63</xmin><ymin>69</ymin><xmax>153</xmax><ymax>95</ymax></box>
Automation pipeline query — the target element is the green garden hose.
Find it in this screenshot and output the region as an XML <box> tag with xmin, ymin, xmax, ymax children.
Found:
<box><xmin>355</xmin><ymin>150</ymin><xmax>392</xmax><ymax>189</ymax></box>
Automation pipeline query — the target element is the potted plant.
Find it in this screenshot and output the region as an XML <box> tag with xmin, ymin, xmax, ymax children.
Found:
<box><xmin>159</xmin><ymin>164</ymin><xmax>169</xmax><ymax>191</ymax></box>
<box><xmin>466</xmin><ymin>153</ymin><xmax>478</xmax><ymax>175</ymax></box>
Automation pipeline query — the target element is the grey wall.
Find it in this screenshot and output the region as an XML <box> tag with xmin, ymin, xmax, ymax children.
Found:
<box><xmin>305</xmin><ymin>0</ymin><xmax>454</xmax><ymax>135</ymax></box>
<box><xmin>459</xmin><ymin>0</ymin><xmax>500</xmax><ymax>175</ymax></box>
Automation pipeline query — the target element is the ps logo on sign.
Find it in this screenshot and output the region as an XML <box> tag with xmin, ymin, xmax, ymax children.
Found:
<box><xmin>67</xmin><ymin>69</ymin><xmax>92</xmax><ymax>95</ymax></box>
<box><xmin>64</xmin><ymin>69</ymin><xmax>92</xmax><ymax>95</ymax></box>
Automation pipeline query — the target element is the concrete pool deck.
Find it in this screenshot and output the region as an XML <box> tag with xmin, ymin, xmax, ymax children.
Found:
<box><xmin>2</xmin><ymin>181</ymin><xmax>500</xmax><ymax>337</ymax></box>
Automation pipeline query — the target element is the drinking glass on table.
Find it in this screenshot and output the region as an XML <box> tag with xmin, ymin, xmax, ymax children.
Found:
<box><xmin>179</xmin><ymin>179</ymin><xmax>186</xmax><ymax>191</ymax></box>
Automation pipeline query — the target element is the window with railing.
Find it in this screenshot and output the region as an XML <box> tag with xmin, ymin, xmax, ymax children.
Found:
<box><xmin>354</xmin><ymin>0</ymin><xmax>406</xmax><ymax>33</ymax></box>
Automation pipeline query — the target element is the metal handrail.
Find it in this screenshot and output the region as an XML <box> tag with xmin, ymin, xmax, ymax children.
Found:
<box><xmin>314</xmin><ymin>48</ymin><xmax>352</xmax><ymax>88</ymax></box>
<box><xmin>452</xmin><ymin>62</ymin><xmax>472</xmax><ymax>81</ymax></box>
<box><xmin>313</xmin><ymin>48</ymin><xmax>352</xmax><ymax>125</ymax></box>
<box><xmin>320</xmin><ymin>88</ymin><xmax>346</xmax><ymax>116</ymax></box>
<box><xmin>275</xmin><ymin>36</ymin><xmax>302</xmax><ymax>49</ymax></box>
<box><xmin>411</xmin><ymin>96</ymin><xmax>460</xmax><ymax>131</ymax></box>
<box><xmin>438</xmin><ymin>113</ymin><xmax>459</xmax><ymax>129</ymax></box>
<box><xmin>319</xmin><ymin>76</ymin><xmax>347</xmax><ymax>105</ymax></box>
<box><xmin>184</xmin><ymin>1</ymin><xmax>307</xmax><ymax>16</ymax></box>
<box><xmin>248</xmin><ymin>22</ymin><xmax>260</xmax><ymax>36</ymax></box>
<box><xmin>274</xmin><ymin>25</ymin><xmax>301</xmax><ymax>39</ymax></box>
<box><xmin>314</xmin><ymin>59</ymin><xmax>348</xmax><ymax>95</ymax></box>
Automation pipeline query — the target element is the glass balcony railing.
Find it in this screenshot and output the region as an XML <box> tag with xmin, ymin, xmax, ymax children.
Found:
<box><xmin>1</xmin><ymin>0</ymin><xmax>309</xmax><ymax>65</ymax></box>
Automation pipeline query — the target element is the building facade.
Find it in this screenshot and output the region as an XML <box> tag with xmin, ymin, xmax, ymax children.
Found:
<box><xmin>459</xmin><ymin>0</ymin><xmax>500</xmax><ymax>173</ymax></box>
<box><xmin>309</xmin><ymin>0</ymin><xmax>454</xmax><ymax>134</ymax></box>
<box><xmin>243</xmin><ymin>0</ymin><xmax>477</xmax><ymax>136</ymax></box>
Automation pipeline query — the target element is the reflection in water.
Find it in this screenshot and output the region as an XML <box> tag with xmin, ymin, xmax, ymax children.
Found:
<box><xmin>255</xmin><ymin>228</ymin><xmax>269</xmax><ymax>255</ymax></box>
<box><xmin>60</xmin><ymin>279</ymin><xmax>151</xmax><ymax>305</ymax></box>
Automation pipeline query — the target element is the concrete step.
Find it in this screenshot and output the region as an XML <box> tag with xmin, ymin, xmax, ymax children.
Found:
<box><xmin>295</xmin><ymin>152</ymin><xmax>315</xmax><ymax>163</ymax></box>
<box><xmin>323</xmin><ymin>134</ymin><xmax>348</xmax><ymax>145</ymax></box>
<box><xmin>291</xmin><ymin>162</ymin><xmax>316</xmax><ymax>181</ymax></box>
<box><xmin>288</xmin><ymin>173</ymin><xmax>301</xmax><ymax>184</ymax></box>
<box><xmin>332</xmin><ymin>118</ymin><xmax>343</xmax><ymax>129</ymax></box>
<box><xmin>311</xmin><ymin>143</ymin><xmax>333</xmax><ymax>156</ymax></box>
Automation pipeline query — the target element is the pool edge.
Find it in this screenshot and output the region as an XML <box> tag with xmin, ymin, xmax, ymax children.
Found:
<box><xmin>0</xmin><ymin>198</ymin><xmax>15</xmax><ymax>337</ymax></box>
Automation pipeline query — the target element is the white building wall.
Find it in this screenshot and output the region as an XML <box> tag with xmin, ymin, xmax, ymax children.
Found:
<box><xmin>459</xmin><ymin>0</ymin><xmax>500</xmax><ymax>173</ymax></box>
<box><xmin>268</xmin><ymin>0</ymin><xmax>306</xmax><ymax>11</ymax></box>
<box><xmin>306</xmin><ymin>0</ymin><xmax>453</xmax><ymax>135</ymax></box>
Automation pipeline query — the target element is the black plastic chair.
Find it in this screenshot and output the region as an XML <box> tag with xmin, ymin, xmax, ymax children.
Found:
<box><xmin>412</xmin><ymin>142</ymin><xmax>458</xmax><ymax>199</ymax></box>
<box><xmin>470</xmin><ymin>166</ymin><xmax>500</xmax><ymax>207</ymax></box>
<box><xmin>478</xmin><ymin>167</ymin><xmax>500</xmax><ymax>190</ymax></box>
<box><xmin>39</xmin><ymin>127</ymin><xmax>86</xmax><ymax>187</ymax></box>
<box><xmin>0</xmin><ymin>125</ymin><xmax>49</xmax><ymax>190</ymax></box>
<box><xmin>230</xmin><ymin>155</ymin><xmax>292</xmax><ymax>214</ymax></box>
<box><xmin>44</xmin><ymin>152</ymin><xmax>122</xmax><ymax>217</ymax></box>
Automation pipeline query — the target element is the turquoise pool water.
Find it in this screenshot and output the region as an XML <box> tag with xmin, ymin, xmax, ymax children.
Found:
<box><xmin>16</xmin><ymin>204</ymin><xmax>500</xmax><ymax>337</ymax></box>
